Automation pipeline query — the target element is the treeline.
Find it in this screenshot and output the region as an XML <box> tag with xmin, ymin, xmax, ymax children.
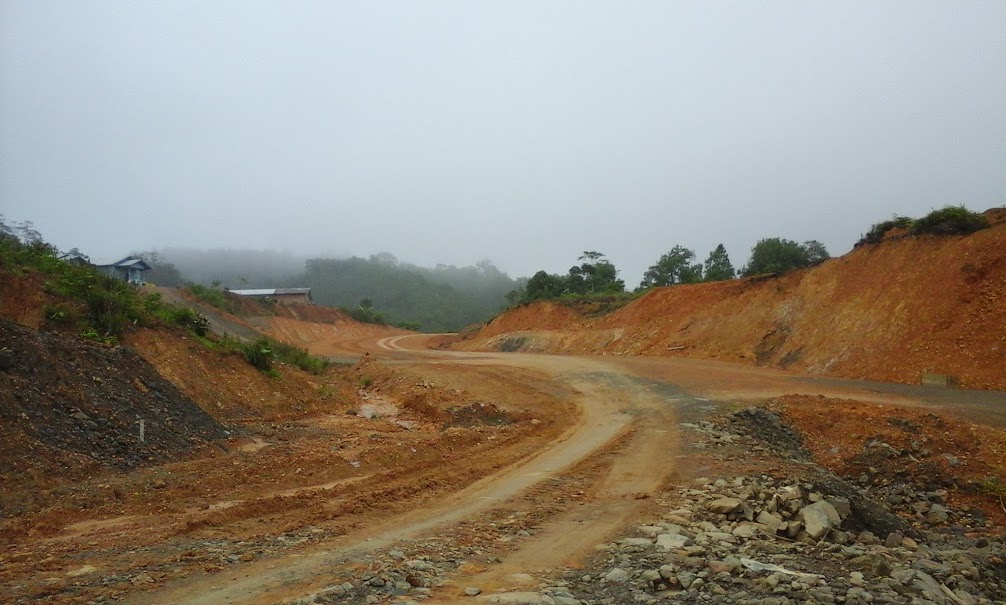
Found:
<box><xmin>291</xmin><ymin>254</ymin><xmax>521</xmax><ymax>332</ymax></box>
<box><xmin>513</xmin><ymin>239</ymin><xmax>829</xmax><ymax>306</ymax></box>
<box><xmin>513</xmin><ymin>205</ymin><xmax>993</xmax><ymax>307</ymax></box>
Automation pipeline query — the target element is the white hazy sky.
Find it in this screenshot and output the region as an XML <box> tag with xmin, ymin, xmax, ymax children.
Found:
<box><xmin>2</xmin><ymin>1</ymin><xmax>1004</xmax><ymax>285</ymax></box>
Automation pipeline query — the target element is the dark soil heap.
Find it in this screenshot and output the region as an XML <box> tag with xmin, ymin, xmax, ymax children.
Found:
<box><xmin>0</xmin><ymin>319</ymin><xmax>227</xmax><ymax>498</ymax></box>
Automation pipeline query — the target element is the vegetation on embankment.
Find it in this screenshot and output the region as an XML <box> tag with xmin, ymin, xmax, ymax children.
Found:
<box><xmin>458</xmin><ymin>211</ymin><xmax>1006</xmax><ymax>390</ymax></box>
<box><xmin>0</xmin><ymin>218</ymin><xmax>328</xmax><ymax>377</ymax></box>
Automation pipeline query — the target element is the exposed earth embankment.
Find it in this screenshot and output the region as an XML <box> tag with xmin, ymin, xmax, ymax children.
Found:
<box><xmin>455</xmin><ymin>223</ymin><xmax>1006</xmax><ymax>390</ymax></box>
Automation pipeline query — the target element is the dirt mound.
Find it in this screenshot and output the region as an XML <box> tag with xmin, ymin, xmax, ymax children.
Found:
<box><xmin>726</xmin><ymin>407</ymin><xmax>809</xmax><ymax>461</ymax></box>
<box><xmin>0</xmin><ymin>319</ymin><xmax>226</xmax><ymax>506</ymax></box>
<box><xmin>776</xmin><ymin>395</ymin><xmax>1006</xmax><ymax>529</ymax></box>
<box><xmin>457</xmin><ymin>221</ymin><xmax>1006</xmax><ymax>389</ymax></box>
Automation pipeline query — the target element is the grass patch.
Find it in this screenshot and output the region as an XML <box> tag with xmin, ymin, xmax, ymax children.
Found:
<box><xmin>229</xmin><ymin>336</ymin><xmax>328</xmax><ymax>375</ymax></box>
<box><xmin>186</xmin><ymin>284</ymin><xmax>240</xmax><ymax>314</ymax></box>
<box><xmin>271</xmin><ymin>339</ymin><xmax>328</xmax><ymax>374</ymax></box>
<box><xmin>555</xmin><ymin>291</ymin><xmax>642</xmax><ymax>317</ymax></box>
<box><xmin>340</xmin><ymin>306</ymin><xmax>388</xmax><ymax>326</ymax></box>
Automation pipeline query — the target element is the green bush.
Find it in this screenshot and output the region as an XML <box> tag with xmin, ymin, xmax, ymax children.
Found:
<box><xmin>44</xmin><ymin>266</ymin><xmax>147</xmax><ymax>337</ymax></box>
<box><xmin>44</xmin><ymin>302</ymin><xmax>79</xmax><ymax>326</ymax></box>
<box><xmin>270</xmin><ymin>340</ymin><xmax>328</xmax><ymax>374</ymax></box>
<box><xmin>909</xmin><ymin>206</ymin><xmax>990</xmax><ymax>236</ymax></box>
<box><xmin>241</xmin><ymin>338</ymin><xmax>274</xmax><ymax>371</ymax></box>
<box><xmin>235</xmin><ymin>336</ymin><xmax>327</xmax><ymax>374</ymax></box>
<box><xmin>152</xmin><ymin>304</ymin><xmax>211</xmax><ymax>336</ymax></box>
<box><xmin>858</xmin><ymin>216</ymin><xmax>914</xmax><ymax>245</ymax></box>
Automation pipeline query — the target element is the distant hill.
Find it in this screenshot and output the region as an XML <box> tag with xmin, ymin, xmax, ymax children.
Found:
<box><xmin>292</xmin><ymin>255</ymin><xmax>521</xmax><ymax>333</ymax></box>
<box><xmin>146</xmin><ymin>248</ymin><xmax>522</xmax><ymax>333</ymax></box>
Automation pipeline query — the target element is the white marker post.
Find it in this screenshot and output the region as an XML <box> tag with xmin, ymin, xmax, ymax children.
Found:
<box><xmin>138</xmin><ymin>420</ymin><xmax>145</xmax><ymax>443</ymax></box>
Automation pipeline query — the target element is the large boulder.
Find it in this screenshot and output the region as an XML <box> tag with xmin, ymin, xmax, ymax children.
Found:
<box><xmin>798</xmin><ymin>500</ymin><xmax>842</xmax><ymax>539</ymax></box>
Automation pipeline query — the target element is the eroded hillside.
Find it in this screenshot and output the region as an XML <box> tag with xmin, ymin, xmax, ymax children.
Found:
<box><xmin>456</xmin><ymin>219</ymin><xmax>1006</xmax><ymax>390</ymax></box>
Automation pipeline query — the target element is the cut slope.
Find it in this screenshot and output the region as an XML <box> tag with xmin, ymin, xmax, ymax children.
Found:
<box><xmin>0</xmin><ymin>319</ymin><xmax>226</xmax><ymax>505</ymax></box>
<box><xmin>457</xmin><ymin>223</ymin><xmax>1006</xmax><ymax>390</ymax></box>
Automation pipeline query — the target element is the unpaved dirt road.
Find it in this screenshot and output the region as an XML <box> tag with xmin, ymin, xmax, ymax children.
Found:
<box><xmin>121</xmin><ymin>334</ymin><xmax>1006</xmax><ymax>605</ymax></box>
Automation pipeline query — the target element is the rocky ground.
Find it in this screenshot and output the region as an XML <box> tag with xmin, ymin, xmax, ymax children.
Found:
<box><xmin>278</xmin><ymin>408</ymin><xmax>1005</xmax><ymax>605</ymax></box>
<box><xmin>0</xmin><ymin>318</ymin><xmax>227</xmax><ymax>520</ymax></box>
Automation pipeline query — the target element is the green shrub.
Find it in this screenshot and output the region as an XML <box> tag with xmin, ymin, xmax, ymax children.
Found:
<box><xmin>152</xmin><ymin>304</ymin><xmax>210</xmax><ymax>336</ymax></box>
<box><xmin>270</xmin><ymin>340</ymin><xmax>328</xmax><ymax>374</ymax></box>
<box><xmin>234</xmin><ymin>336</ymin><xmax>327</xmax><ymax>374</ymax></box>
<box><xmin>910</xmin><ymin>206</ymin><xmax>990</xmax><ymax>236</ymax></box>
<box><xmin>44</xmin><ymin>267</ymin><xmax>147</xmax><ymax>338</ymax></box>
<box><xmin>43</xmin><ymin>302</ymin><xmax>79</xmax><ymax>326</ymax></box>
<box><xmin>858</xmin><ymin>215</ymin><xmax>914</xmax><ymax>246</ymax></box>
<box><xmin>241</xmin><ymin>338</ymin><xmax>274</xmax><ymax>371</ymax></box>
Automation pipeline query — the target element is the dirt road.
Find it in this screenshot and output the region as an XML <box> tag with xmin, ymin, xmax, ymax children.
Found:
<box><xmin>117</xmin><ymin>334</ymin><xmax>1006</xmax><ymax>605</ymax></box>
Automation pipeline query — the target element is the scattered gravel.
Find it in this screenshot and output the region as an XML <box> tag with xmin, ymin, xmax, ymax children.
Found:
<box><xmin>272</xmin><ymin>408</ymin><xmax>1006</xmax><ymax>605</ymax></box>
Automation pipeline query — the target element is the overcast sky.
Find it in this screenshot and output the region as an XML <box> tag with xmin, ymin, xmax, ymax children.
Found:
<box><xmin>2</xmin><ymin>1</ymin><xmax>1004</xmax><ymax>285</ymax></box>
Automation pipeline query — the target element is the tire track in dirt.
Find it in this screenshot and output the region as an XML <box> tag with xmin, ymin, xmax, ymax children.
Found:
<box><xmin>126</xmin><ymin>336</ymin><xmax>1006</xmax><ymax>605</ymax></box>
<box><xmin>127</xmin><ymin>355</ymin><xmax>648</xmax><ymax>605</ymax></box>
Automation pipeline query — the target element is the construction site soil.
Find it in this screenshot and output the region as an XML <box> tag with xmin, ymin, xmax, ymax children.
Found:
<box><xmin>2</xmin><ymin>224</ymin><xmax>1005</xmax><ymax>604</ymax></box>
<box><xmin>454</xmin><ymin>217</ymin><xmax>1006</xmax><ymax>390</ymax></box>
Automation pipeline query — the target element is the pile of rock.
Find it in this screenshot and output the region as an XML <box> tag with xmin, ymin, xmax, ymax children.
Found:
<box><xmin>280</xmin><ymin>408</ymin><xmax>1005</xmax><ymax>605</ymax></box>
<box><xmin>560</xmin><ymin>473</ymin><xmax>1002</xmax><ymax>603</ymax></box>
<box><xmin>544</xmin><ymin>416</ymin><xmax>1006</xmax><ymax>605</ymax></box>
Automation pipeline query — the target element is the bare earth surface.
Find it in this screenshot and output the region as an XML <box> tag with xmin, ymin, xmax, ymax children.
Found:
<box><xmin>5</xmin><ymin>319</ymin><xmax>1004</xmax><ymax>605</ymax></box>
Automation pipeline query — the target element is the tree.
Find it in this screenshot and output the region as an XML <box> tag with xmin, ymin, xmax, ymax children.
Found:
<box><xmin>802</xmin><ymin>240</ymin><xmax>830</xmax><ymax>266</ymax></box>
<box><xmin>639</xmin><ymin>246</ymin><xmax>703</xmax><ymax>289</ymax></box>
<box><xmin>524</xmin><ymin>270</ymin><xmax>566</xmax><ymax>302</ymax></box>
<box><xmin>742</xmin><ymin>238</ymin><xmax>830</xmax><ymax>276</ymax></box>
<box><xmin>702</xmin><ymin>244</ymin><xmax>736</xmax><ymax>282</ymax></box>
<box><xmin>568</xmin><ymin>251</ymin><xmax>624</xmax><ymax>294</ymax></box>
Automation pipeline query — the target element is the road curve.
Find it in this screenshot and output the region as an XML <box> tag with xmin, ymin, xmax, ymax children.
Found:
<box><xmin>130</xmin><ymin>344</ymin><xmax>671</xmax><ymax>605</ymax></box>
<box><xmin>128</xmin><ymin>333</ymin><xmax>1006</xmax><ymax>605</ymax></box>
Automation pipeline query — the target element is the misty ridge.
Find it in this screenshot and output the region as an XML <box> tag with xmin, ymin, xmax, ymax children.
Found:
<box><xmin>136</xmin><ymin>248</ymin><xmax>526</xmax><ymax>333</ymax></box>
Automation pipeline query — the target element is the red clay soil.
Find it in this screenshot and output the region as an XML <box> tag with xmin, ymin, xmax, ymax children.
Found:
<box><xmin>775</xmin><ymin>395</ymin><xmax>1006</xmax><ymax>528</ymax></box>
<box><xmin>457</xmin><ymin>218</ymin><xmax>1006</xmax><ymax>390</ymax></box>
<box><xmin>0</xmin><ymin>272</ymin><xmax>55</xmax><ymax>329</ymax></box>
<box><xmin>122</xmin><ymin>328</ymin><xmax>353</xmax><ymax>423</ymax></box>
